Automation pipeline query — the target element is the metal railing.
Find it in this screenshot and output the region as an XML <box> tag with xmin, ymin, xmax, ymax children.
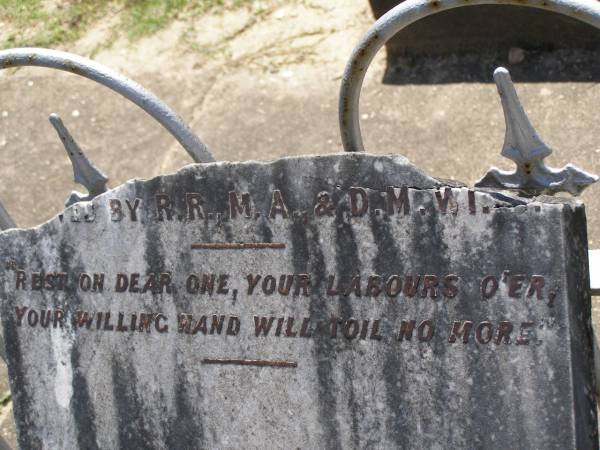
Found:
<box><xmin>1</xmin><ymin>0</ymin><xmax>599</xmax><ymax>447</ymax></box>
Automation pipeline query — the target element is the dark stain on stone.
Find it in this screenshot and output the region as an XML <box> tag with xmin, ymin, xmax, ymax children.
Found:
<box><xmin>2</xmin><ymin>305</ymin><xmax>42</xmax><ymax>449</ymax></box>
<box><xmin>487</xmin><ymin>209</ymin><xmax>536</xmax><ymax>445</ymax></box>
<box><xmin>563</xmin><ymin>204</ymin><xmax>598</xmax><ymax>448</ymax></box>
<box><xmin>0</xmin><ymin>233</ymin><xmax>42</xmax><ymax>448</ymax></box>
<box><xmin>143</xmin><ymin>185</ymin><xmax>167</xmax><ymax>273</ymax></box>
<box><xmin>332</xmin><ymin>185</ymin><xmax>361</xmax><ymax>447</ymax></box>
<box><xmin>165</xmin><ymin>364</ymin><xmax>204</xmax><ymax>448</ymax></box>
<box><xmin>455</xmin><ymin>222</ymin><xmax>497</xmax><ymax>447</ymax></box>
<box><xmin>405</xmin><ymin>191</ymin><xmax>457</xmax><ymax>443</ymax></box>
<box><xmin>111</xmin><ymin>357</ymin><xmax>157</xmax><ymax>450</ymax></box>
<box><xmin>457</xmin><ymin>206</ymin><xmax>564</xmax><ymax>448</ymax></box>
<box><xmin>57</xmin><ymin>229</ymin><xmax>87</xmax><ymax>327</ymax></box>
<box><xmin>143</xmin><ymin>179</ymin><xmax>176</xmax><ymax>304</ymax></box>
<box><xmin>272</xmin><ymin>160</ymin><xmax>342</xmax><ymax>447</ymax></box>
<box><xmin>257</xmin><ymin>215</ymin><xmax>274</xmax><ymax>243</ymax></box>
<box><xmin>71</xmin><ymin>346</ymin><xmax>100</xmax><ymax>449</ymax></box>
<box><xmin>370</xmin><ymin>215</ymin><xmax>408</xmax><ymax>447</ymax></box>
<box><xmin>289</xmin><ymin>214</ymin><xmax>343</xmax><ymax>448</ymax></box>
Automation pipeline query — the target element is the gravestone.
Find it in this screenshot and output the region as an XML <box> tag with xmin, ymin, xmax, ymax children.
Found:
<box><xmin>0</xmin><ymin>153</ymin><xmax>596</xmax><ymax>449</ymax></box>
<box><xmin>369</xmin><ymin>1</ymin><xmax>600</xmax><ymax>83</ymax></box>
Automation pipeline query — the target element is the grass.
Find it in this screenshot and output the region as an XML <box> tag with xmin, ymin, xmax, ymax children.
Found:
<box><xmin>0</xmin><ymin>0</ymin><xmax>256</xmax><ymax>50</ymax></box>
<box><xmin>122</xmin><ymin>0</ymin><xmax>254</xmax><ymax>41</ymax></box>
<box><xmin>0</xmin><ymin>0</ymin><xmax>109</xmax><ymax>48</ymax></box>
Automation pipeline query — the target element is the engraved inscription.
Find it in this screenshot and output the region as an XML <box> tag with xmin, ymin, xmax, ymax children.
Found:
<box><xmin>8</xmin><ymin>266</ymin><xmax>555</xmax><ymax>352</ymax></box>
<box><xmin>99</xmin><ymin>185</ymin><xmax>539</xmax><ymax>225</ymax></box>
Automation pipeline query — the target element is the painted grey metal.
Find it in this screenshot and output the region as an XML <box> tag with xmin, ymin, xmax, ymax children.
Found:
<box><xmin>0</xmin><ymin>48</ymin><xmax>214</xmax><ymax>163</ymax></box>
<box><xmin>339</xmin><ymin>0</ymin><xmax>600</xmax><ymax>154</ymax></box>
<box><xmin>475</xmin><ymin>67</ymin><xmax>598</xmax><ymax>195</ymax></box>
<box><xmin>590</xmin><ymin>250</ymin><xmax>600</xmax><ymax>296</ymax></box>
<box><xmin>49</xmin><ymin>113</ymin><xmax>109</xmax><ymax>206</ymax></box>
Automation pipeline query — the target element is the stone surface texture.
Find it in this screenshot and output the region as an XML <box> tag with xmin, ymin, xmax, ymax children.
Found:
<box><xmin>0</xmin><ymin>153</ymin><xmax>596</xmax><ymax>449</ymax></box>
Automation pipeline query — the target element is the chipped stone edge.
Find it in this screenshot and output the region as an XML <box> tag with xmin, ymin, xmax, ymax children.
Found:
<box><xmin>0</xmin><ymin>152</ymin><xmax>584</xmax><ymax>238</ymax></box>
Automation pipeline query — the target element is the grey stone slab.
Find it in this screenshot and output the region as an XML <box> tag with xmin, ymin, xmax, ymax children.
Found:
<box><xmin>0</xmin><ymin>153</ymin><xmax>596</xmax><ymax>449</ymax></box>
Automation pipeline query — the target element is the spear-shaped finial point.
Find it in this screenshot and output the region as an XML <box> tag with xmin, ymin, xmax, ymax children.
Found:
<box><xmin>475</xmin><ymin>67</ymin><xmax>598</xmax><ymax>196</ymax></box>
<box><xmin>49</xmin><ymin>113</ymin><xmax>109</xmax><ymax>206</ymax></box>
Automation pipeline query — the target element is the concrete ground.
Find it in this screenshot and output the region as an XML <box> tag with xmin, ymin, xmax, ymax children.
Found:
<box><xmin>0</xmin><ymin>0</ymin><xmax>599</xmax><ymax>446</ymax></box>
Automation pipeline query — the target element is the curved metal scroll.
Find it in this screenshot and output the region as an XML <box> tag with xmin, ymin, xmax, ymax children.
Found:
<box><xmin>0</xmin><ymin>48</ymin><xmax>214</xmax><ymax>163</ymax></box>
<box><xmin>339</xmin><ymin>0</ymin><xmax>600</xmax><ymax>154</ymax></box>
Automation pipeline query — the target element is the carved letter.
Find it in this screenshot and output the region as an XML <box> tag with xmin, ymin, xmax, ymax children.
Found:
<box><xmin>517</xmin><ymin>322</ymin><xmax>534</xmax><ymax>345</ymax></box>
<box><xmin>495</xmin><ymin>321</ymin><xmax>513</xmax><ymax>344</ymax></box>
<box><xmin>269</xmin><ymin>190</ymin><xmax>289</xmax><ymax>219</ymax></box>
<box><xmin>448</xmin><ymin>321</ymin><xmax>473</xmax><ymax>343</ymax></box>
<box><xmin>386</xmin><ymin>186</ymin><xmax>410</xmax><ymax>215</ymax></box>
<box><xmin>229</xmin><ymin>192</ymin><xmax>252</xmax><ymax>219</ymax></box>
<box><xmin>217</xmin><ymin>275</ymin><xmax>229</xmax><ymax>295</ymax></box>
<box><xmin>155</xmin><ymin>314</ymin><xmax>168</xmax><ymax>333</ymax></box>
<box><xmin>185</xmin><ymin>193</ymin><xmax>204</xmax><ymax>220</ymax></box>
<box><xmin>115</xmin><ymin>274</ymin><xmax>128</xmax><ymax>293</ymax></box>
<box><xmin>475</xmin><ymin>321</ymin><xmax>493</xmax><ymax>344</ymax></box>
<box><xmin>480</xmin><ymin>275</ymin><xmax>498</xmax><ymax>299</ymax></box>
<box><xmin>125</xmin><ymin>198</ymin><xmax>141</xmax><ymax>221</ymax></box>
<box><xmin>418</xmin><ymin>320</ymin><xmax>435</xmax><ymax>342</ymax></box>
<box><xmin>109</xmin><ymin>199</ymin><xmax>123</xmax><ymax>221</ymax></box>
<box><xmin>442</xmin><ymin>275</ymin><xmax>459</xmax><ymax>298</ymax></box>
<box><xmin>421</xmin><ymin>275</ymin><xmax>439</xmax><ymax>298</ymax></box>
<box><xmin>15</xmin><ymin>270</ymin><xmax>26</xmax><ymax>290</ymax></box>
<box><xmin>397</xmin><ymin>320</ymin><xmax>416</xmax><ymax>341</ymax></box>
<box><xmin>156</xmin><ymin>194</ymin><xmax>173</xmax><ymax>221</ymax></box>
<box><xmin>527</xmin><ymin>276</ymin><xmax>545</xmax><ymax>300</ymax></box>
<box><xmin>509</xmin><ymin>274</ymin><xmax>527</xmax><ymax>298</ymax></box>
<box><xmin>15</xmin><ymin>306</ymin><xmax>27</xmax><ymax>326</ymax></box>
<box><xmin>227</xmin><ymin>316</ymin><xmax>240</xmax><ymax>336</ymax></box>
<box><xmin>349</xmin><ymin>187</ymin><xmax>368</xmax><ymax>217</ymax></box>
<box><xmin>435</xmin><ymin>187</ymin><xmax>455</xmax><ymax>214</ymax></box>
<box><xmin>254</xmin><ymin>316</ymin><xmax>274</xmax><ymax>336</ymax></box>
<box><xmin>246</xmin><ymin>274</ymin><xmax>261</xmax><ymax>295</ymax></box>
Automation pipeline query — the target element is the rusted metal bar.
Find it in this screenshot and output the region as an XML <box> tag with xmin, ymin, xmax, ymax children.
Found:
<box><xmin>191</xmin><ymin>242</ymin><xmax>286</xmax><ymax>250</ymax></box>
<box><xmin>202</xmin><ymin>358</ymin><xmax>298</xmax><ymax>368</ymax></box>
<box><xmin>339</xmin><ymin>0</ymin><xmax>600</xmax><ymax>154</ymax></box>
<box><xmin>0</xmin><ymin>48</ymin><xmax>214</xmax><ymax>163</ymax></box>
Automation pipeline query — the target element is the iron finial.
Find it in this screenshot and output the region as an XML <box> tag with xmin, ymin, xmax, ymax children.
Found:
<box><xmin>49</xmin><ymin>113</ymin><xmax>109</xmax><ymax>206</ymax></box>
<box><xmin>475</xmin><ymin>67</ymin><xmax>598</xmax><ymax>196</ymax></box>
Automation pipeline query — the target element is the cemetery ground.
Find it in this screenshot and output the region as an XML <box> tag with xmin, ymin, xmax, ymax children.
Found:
<box><xmin>0</xmin><ymin>0</ymin><xmax>599</xmax><ymax>446</ymax></box>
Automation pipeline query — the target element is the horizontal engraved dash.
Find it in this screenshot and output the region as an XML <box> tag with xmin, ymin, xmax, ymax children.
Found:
<box><xmin>191</xmin><ymin>242</ymin><xmax>285</xmax><ymax>250</ymax></box>
<box><xmin>202</xmin><ymin>358</ymin><xmax>297</xmax><ymax>368</ymax></box>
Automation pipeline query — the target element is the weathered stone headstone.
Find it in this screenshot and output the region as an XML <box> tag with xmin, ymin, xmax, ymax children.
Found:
<box><xmin>0</xmin><ymin>153</ymin><xmax>596</xmax><ymax>449</ymax></box>
<box><xmin>369</xmin><ymin>1</ymin><xmax>600</xmax><ymax>83</ymax></box>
